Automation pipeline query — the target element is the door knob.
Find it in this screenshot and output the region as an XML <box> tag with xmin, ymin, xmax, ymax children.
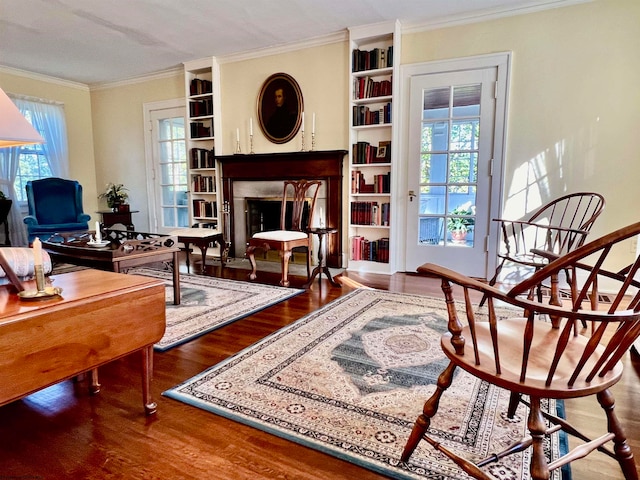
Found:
<box><xmin>408</xmin><ymin>190</ymin><xmax>416</xmax><ymax>202</ymax></box>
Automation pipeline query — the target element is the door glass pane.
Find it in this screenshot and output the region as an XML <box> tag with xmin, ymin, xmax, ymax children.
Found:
<box><xmin>417</xmin><ymin>84</ymin><xmax>481</xmax><ymax>248</ymax></box>
<box><xmin>158</xmin><ymin>116</ymin><xmax>188</xmax><ymax>229</ymax></box>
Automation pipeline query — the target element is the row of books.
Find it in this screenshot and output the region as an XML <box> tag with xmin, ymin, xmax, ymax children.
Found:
<box><xmin>352</xmin><ymin>103</ymin><xmax>391</xmax><ymax>126</ymax></box>
<box><xmin>190</xmin><ymin>121</ymin><xmax>212</xmax><ymax>139</ymax></box>
<box><xmin>190</xmin><ymin>147</ymin><xmax>215</xmax><ymax>169</ymax></box>
<box><xmin>189</xmin><ymin>78</ymin><xmax>213</xmax><ymax>96</ymax></box>
<box><xmin>192</xmin><ymin>199</ymin><xmax>218</xmax><ymax>218</ymax></box>
<box><xmin>352</xmin><ymin>46</ymin><xmax>393</xmax><ymax>72</ymax></box>
<box><xmin>350</xmin><ymin>201</ymin><xmax>390</xmax><ymax>226</ymax></box>
<box><xmin>351</xmin><ymin>171</ymin><xmax>390</xmax><ymax>194</ymax></box>
<box><xmin>352</xmin><ymin>140</ymin><xmax>391</xmax><ymax>164</ymax></box>
<box><xmin>192</xmin><ymin>175</ymin><xmax>216</xmax><ymax>193</ymax></box>
<box><xmin>353</xmin><ymin>76</ymin><xmax>392</xmax><ymax>100</ymax></box>
<box><xmin>350</xmin><ymin>236</ymin><xmax>390</xmax><ymax>263</ymax></box>
<box><xmin>189</xmin><ymin>98</ymin><xmax>213</xmax><ymax>118</ymax></box>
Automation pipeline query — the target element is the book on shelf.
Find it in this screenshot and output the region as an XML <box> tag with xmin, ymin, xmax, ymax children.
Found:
<box><xmin>352</xmin><ymin>45</ymin><xmax>394</xmax><ymax>72</ymax></box>
<box><xmin>191</xmin><ymin>175</ymin><xmax>215</xmax><ymax>193</ymax></box>
<box><xmin>192</xmin><ymin>199</ymin><xmax>218</xmax><ymax>218</ymax></box>
<box><xmin>353</xmin><ymin>76</ymin><xmax>392</xmax><ymax>100</ymax></box>
<box><xmin>189</xmin><ymin>98</ymin><xmax>213</xmax><ymax>117</ymax></box>
<box><xmin>189</xmin><ymin>78</ymin><xmax>213</xmax><ymax>96</ymax></box>
<box><xmin>190</xmin><ymin>122</ymin><xmax>212</xmax><ymax>138</ymax></box>
<box><xmin>350</xmin><ymin>201</ymin><xmax>390</xmax><ymax>226</ymax></box>
<box><xmin>352</xmin><ymin>103</ymin><xmax>392</xmax><ymax>126</ymax></box>
<box><xmin>190</xmin><ymin>148</ymin><xmax>215</xmax><ymax>168</ymax></box>
<box><xmin>350</xmin><ymin>236</ymin><xmax>389</xmax><ymax>263</ymax></box>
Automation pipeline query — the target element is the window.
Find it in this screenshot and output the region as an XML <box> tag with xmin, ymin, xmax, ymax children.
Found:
<box><xmin>3</xmin><ymin>95</ymin><xmax>68</xmax><ymax>202</ymax></box>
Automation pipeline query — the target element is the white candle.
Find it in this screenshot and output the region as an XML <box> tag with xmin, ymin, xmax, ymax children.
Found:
<box><xmin>95</xmin><ymin>221</ymin><xmax>102</xmax><ymax>242</ymax></box>
<box><xmin>236</xmin><ymin>128</ymin><xmax>240</xmax><ymax>142</ymax></box>
<box><xmin>301</xmin><ymin>112</ymin><xmax>305</xmax><ymax>132</ymax></box>
<box><xmin>33</xmin><ymin>237</ymin><xmax>43</xmax><ymax>266</ymax></box>
<box><xmin>249</xmin><ymin>118</ymin><xmax>253</xmax><ymax>136</ymax></box>
<box><xmin>312</xmin><ymin>113</ymin><xmax>316</xmax><ymax>134</ymax></box>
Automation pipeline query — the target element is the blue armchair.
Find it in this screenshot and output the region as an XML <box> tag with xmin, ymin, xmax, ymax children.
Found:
<box><xmin>23</xmin><ymin>177</ymin><xmax>91</xmax><ymax>244</ymax></box>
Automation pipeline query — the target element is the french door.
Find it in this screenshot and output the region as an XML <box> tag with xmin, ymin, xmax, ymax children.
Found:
<box><xmin>403</xmin><ymin>56</ymin><xmax>508</xmax><ymax>278</ymax></box>
<box><xmin>145</xmin><ymin>104</ymin><xmax>189</xmax><ymax>233</ymax></box>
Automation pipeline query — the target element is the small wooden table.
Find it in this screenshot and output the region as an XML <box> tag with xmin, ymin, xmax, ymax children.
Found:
<box><xmin>0</xmin><ymin>269</ymin><xmax>166</xmax><ymax>415</ymax></box>
<box><xmin>304</xmin><ymin>227</ymin><xmax>341</xmax><ymax>288</ymax></box>
<box><xmin>42</xmin><ymin>230</ymin><xmax>181</xmax><ymax>305</ymax></box>
<box><xmin>97</xmin><ymin>209</ymin><xmax>139</xmax><ymax>230</ymax></box>
<box><xmin>169</xmin><ymin>227</ymin><xmax>227</xmax><ymax>274</ymax></box>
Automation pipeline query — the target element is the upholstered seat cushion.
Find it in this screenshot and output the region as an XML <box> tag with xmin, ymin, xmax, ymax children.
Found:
<box><xmin>252</xmin><ymin>230</ymin><xmax>308</xmax><ymax>241</ymax></box>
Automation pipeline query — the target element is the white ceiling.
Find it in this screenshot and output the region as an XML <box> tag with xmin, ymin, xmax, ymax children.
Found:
<box><xmin>1</xmin><ymin>0</ymin><xmax>584</xmax><ymax>86</ymax></box>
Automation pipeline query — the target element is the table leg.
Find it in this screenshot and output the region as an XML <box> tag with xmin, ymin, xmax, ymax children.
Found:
<box><xmin>183</xmin><ymin>241</ymin><xmax>192</xmax><ymax>274</ymax></box>
<box><xmin>172</xmin><ymin>251</ymin><xmax>180</xmax><ymax>305</ymax></box>
<box><xmin>197</xmin><ymin>241</ymin><xmax>208</xmax><ymax>273</ymax></box>
<box><xmin>141</xmin><ymin>346</ymin><xmax>157</xmax><ymax>415</ymax></box>
<box><xmin>88</xmin><ymin>368</ymin><xmax>101</xmax><ymax>394</ymax></box>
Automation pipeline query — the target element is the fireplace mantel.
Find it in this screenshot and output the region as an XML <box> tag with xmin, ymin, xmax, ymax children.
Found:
<box><xmin>218</xmin><ymin>150</ymin><xmax>347</xmax><ymax>268</ymax></box>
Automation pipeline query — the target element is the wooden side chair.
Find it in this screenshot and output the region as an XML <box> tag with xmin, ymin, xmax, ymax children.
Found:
<box><xmin>402</xmin><ymin>222</ymin><xmax>640</xmax><ymax>480</ymax></box>
<box><xmin>482</xmin><ymin>191</ymin><xmax>605</xmax><ymax>307</ymax></box>
<box><xmin>246</xmin><ymin>179</ymin><xmax>321</xmax><ymax>287</ymax></box>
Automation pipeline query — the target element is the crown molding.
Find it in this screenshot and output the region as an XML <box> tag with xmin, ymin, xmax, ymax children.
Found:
<box><xmin>216</xmin><ymin>30</ymin><xmax>347</xmax><ymax>64</ymax></box>
<box><xmin>402</xmin><ymin>0</ymin><xmax>593</xmax><ymax>34</ymax></box>
<box><xmin>90</xmin><ymin>66</ymin><xmax>183</xmax><ymax>91</ymax></box>
<box><xmin>0</xmin><ymin>65</ymin><xmax>89</xmax><ymax>91</ymax></box>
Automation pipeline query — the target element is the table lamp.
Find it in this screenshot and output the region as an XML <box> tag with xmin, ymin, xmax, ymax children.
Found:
<box><xmin>0</xmin><ymin>86</ymin><xmax>45</xmax><ymax>291</ymax></box>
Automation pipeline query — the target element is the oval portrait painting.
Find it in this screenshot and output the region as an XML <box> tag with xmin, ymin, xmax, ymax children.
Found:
<box><xmin>257</xmin><ymin>73</ymin><xmax>303</xmax><ymax>144</ymax></box>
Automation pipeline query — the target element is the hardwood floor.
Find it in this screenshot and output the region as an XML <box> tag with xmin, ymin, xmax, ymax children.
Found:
<box><xmin>0</xmin><ymin>258</ymin><xmax>638</xmax><ymax>479</ymax></box>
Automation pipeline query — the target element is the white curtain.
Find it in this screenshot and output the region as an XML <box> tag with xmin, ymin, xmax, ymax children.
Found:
<box><xmin>0</xmin><ymin>95</ymin><xmax>68</xmax><ymax>245</ymax></box>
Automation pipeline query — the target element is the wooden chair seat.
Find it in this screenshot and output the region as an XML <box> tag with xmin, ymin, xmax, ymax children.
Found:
<box><xmin>445</xmin><ymin>318</ymin><xmax>623</xmax><ymax>398</ymax></box>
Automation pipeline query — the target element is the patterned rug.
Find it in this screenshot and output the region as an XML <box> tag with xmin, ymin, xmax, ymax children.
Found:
<box><xmin>129</xmin><ymin>268</ymin><xmax>304</xmax><ymax>351</ymax></box>
<box><xmin>164</xmin><ymin>289</ymin><xmax>567</xmax><ymax>479</ymax></box>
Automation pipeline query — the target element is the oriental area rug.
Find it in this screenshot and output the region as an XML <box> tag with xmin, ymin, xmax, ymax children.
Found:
<box><xmin>164</xmin><ymin>288</ymin><xmax>568</xmax><ymax>479</ymax></box>
<box><xmin>128</xmin><ymin>268</ymin><xmax>303</xmax><ymax>351</ymax></box>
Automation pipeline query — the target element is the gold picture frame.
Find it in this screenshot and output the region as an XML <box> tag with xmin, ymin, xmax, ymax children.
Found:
<box><xmin>257</xmin><ymin>73</ymin><xmax>304</xmax><ymax>144</ymax></box>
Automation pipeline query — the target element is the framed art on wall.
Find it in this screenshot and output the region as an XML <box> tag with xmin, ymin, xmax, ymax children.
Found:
<box><xmin>257</xmin><ymin>73</ymin><xmax>303</xmax><ymax>144</ymax></box>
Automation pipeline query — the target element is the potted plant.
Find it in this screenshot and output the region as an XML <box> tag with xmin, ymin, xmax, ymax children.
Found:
<box><xmin>447</xmin><ymin>202</ymin><xmax>475</xmax><ymax>243</ymax></box>
<box><xmin>99</xmin><ymin>183</ymin><xmax>129</xmax><ymax>212</ymax></box>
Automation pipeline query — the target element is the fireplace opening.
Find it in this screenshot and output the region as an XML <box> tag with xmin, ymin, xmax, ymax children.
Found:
<box><xmin>245</xmin><ymin>197</ymin><xmax>312</xmax><ymax>264</ymax></box>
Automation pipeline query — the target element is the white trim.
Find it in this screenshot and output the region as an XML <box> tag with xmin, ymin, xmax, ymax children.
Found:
<box><xmin>90</xmin><ymin>67</ymin><xmax>183</xmax><ymax>91</ymax></box>
<box><xmin>402</xmin><ymin>0</ymin><xmax>592</xmax><ymax>33</ymax></box>
<box><xmin>0</xmin><ymin>65</ymin><xmax>89</xmax><ymax>91</ymax></box>
<box><xmin>216</xmin><ymin>31</ymin><xmax>346</xmax><ymax>64</ymax></box>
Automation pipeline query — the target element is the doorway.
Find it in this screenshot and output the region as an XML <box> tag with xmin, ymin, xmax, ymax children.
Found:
<box><xmin>143</xmin><ymin>100</ymin><xmax>189</xmax><ymax>234</ymax></box>
<box><xmin>400</xmin><ymin>54</ymin><xmax>509</xmax><ymax>278</ymax></box>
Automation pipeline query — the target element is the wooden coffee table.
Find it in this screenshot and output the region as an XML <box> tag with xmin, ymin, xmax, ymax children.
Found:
<box><xmin>42</xmin><ymin>229</ymin><xmax>181</xmax><ymax>305</ymax></box>
<box><xmin>0</xmin><ymin>269</ymin><xmax>166</xmax><ymax>415</ymax></box>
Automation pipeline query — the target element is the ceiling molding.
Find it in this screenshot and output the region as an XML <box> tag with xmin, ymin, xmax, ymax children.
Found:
<box><xmin>216</xmin><ymin>31</ymin><xmax>348</xmax><ymax>64</ymax></box>
<box><xmin>402</xmin><ymin>0</ymin><xmax>593</xmax><ymax>34</ymax></box>
<box><xmin>90</xmin><ymin>66</ymin><xmax>183</xmax><ymax>91</ymax></box>
<box><xmin>0</xmin><ymin>65</ymin><xmax>89</xmax><ymax>92</ymax></box>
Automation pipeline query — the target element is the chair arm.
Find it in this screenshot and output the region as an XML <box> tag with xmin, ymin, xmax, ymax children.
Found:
<box><xmin>23</xmin><ymin>215</ymin><xmax>39</xmax><ymax>226</ymax></box>
<box><xmin>493</xmin><ymin>218</ymin><xmax>590</xmax><ymax>258</ymax></box>
<box><xmin>78</xmin><ymin>213</ymin><xmax>91</xmax><ymax>223</ymax></box>
<box><xmin>418</xmin><ymin>262</ymin><xmax>619</xmax><ymax>323</ymax></box>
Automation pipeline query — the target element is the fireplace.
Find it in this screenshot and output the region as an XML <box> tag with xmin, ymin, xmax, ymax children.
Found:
<box><xmin>218</xmin><ymin>150</ymin><xmax>346</xmax><ymax>268</ymax></box>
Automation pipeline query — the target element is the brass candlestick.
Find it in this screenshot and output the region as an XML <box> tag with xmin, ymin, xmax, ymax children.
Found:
<box><xmin>311</xmin><ymin>132</ymin><xmax>316</xmax><ymax>151</ymax></box>
<box><xmin>249</xmin><ymin>134</ymin><xmax>255</xmax><ymax>154</ymax></box>
<box><xmin>34</xmin><ymin>264</ymin><xmax>45</xmax><ymax>293</ymax></box>
<box><xmin>300</xmin><ymin>130</ymin><xmax>306</xmax><ymax>152</ymax></box>
<box><xmin>235</xmin><ymin>139</ymin><xmax>242</xmax><ymax>154</ymax></box>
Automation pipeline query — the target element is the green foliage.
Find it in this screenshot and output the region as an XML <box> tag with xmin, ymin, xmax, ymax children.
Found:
<box><xmin>447</xmin><ymin>203</ymin><xmax>475</xmax><ymax>233</ymax></box>
<box><xmin>99</xmin><ymin>183</ymin><xmax>128</xmax><ymax>208</ymax></box>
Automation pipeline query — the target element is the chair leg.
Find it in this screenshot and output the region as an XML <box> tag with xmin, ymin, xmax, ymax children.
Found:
<box><xmin>401</xmin><ymin>362</ymin><xmax>457</xmax><ymax>462</ymax></box>
<box><xmin>527</xmin><ymin>397</ymin><xmax>551</xmax><ymax>480</ymax></box>
<box><xmin>598</xmin><ymin>389</ymin><xmax>639</xmax><ymax>480</ymax></box>
<box><xmin>279</xmin><ymin>250</ymin><xmax>292</xmax><ymax>287</ymax></box>
<box><xmin>507</xmin><ymin>392</ymin><xmax>521</xmax><ymax>419</ymax></box>
<box><xmin>246</xmin><ymin>245</ymin><xmax>260</xmax><ymax>280</ymax></box>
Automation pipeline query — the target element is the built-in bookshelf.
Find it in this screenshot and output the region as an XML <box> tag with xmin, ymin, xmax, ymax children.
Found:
<box><xmin>184</xmin><ymin>58</ymin><xmax>223</xmax><ymax>228</ymax></box>
<box><xmin>348</xmin><ymin>21</ymin><xmax>400</xmax><ymax>274</ymax></box>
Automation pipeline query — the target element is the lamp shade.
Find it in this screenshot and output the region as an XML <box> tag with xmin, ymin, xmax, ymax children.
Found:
<box><xmin>0</xmin><ymin>87</ymin><xmax>44</xmax><ymax>148</ymax></box>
